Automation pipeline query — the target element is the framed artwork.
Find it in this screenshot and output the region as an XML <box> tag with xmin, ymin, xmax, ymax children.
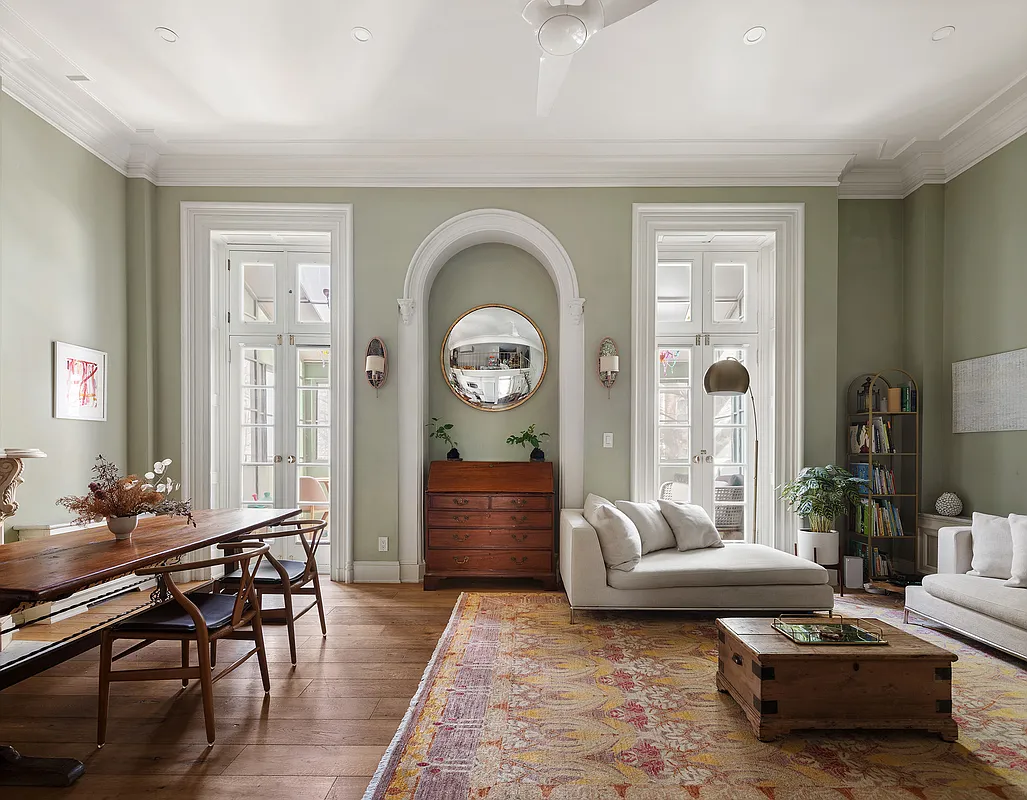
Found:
<box><xmin>53</xmin><ymin>341</ymin><xmax>108</xmax><ymax>421</ymax></box>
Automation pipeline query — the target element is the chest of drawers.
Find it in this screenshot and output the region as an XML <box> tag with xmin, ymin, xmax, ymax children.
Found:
<box><xmin>424</xmin><ymin>461</ymin><xmax>557</xmax><ymax>590</ymax></box>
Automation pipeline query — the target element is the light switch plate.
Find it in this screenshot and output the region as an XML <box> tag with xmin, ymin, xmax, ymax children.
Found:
<box><xmin>378</xmin><ymin>537</ymin><xmax>389</xmax><ymax>552</ymax></box>
<box><xmin>603</xmin><ymin>432</ymin><xmax>614</xmax><ymax>448</ymax></box>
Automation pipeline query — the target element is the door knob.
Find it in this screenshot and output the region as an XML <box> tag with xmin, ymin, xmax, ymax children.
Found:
<box><xmin>273</xmin><ymin>455</ymin><xmax>283</xmax><ymax>463</ymax></box>
<box><xmin>705</xmin><ymin>455</ymin><xmax>714</xmax><ymax>463</ymax></box>
<box><xmin>287</xmin><ymin>455</ymin><xmax>297</xmax><ymax>464</ymax></box>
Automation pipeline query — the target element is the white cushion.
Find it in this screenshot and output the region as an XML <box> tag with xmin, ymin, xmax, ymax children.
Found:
<box><xmin>1006</xmin><ymin>513</ymin><xmax>1027</xmax><ymax>589</ymax></box>
<box><xmin>615</xmin><ymin>500</ymin><xmax>676</xmax><ymax>554</ymax></box>
<box><xmin>923</xmin><ymin>573</ymin><xmax>1027</xmax><ymax>629</ymax></box>
<box><xmin>607</xmin><ymin>543</ymin><xmax>829</xmax><ymax>590</ymax></box>
<box><xmin>658</xmin><ymin>500</ymin><xmax>724</xmax><ymax>551</ymax></box>
<box><xmin>968</xmin><ymin>512</ymin><xmax>1013</xmax><ymax>580</ymax></box>
<box><xmin>591</xmin><ymin>504</ymin><xmax>642</xmax><ymax>572</ymax></box>
<box><xmin>583</xmin><ymin>493</ymin><xmax>612</xmax><ymax>528</ymax></box>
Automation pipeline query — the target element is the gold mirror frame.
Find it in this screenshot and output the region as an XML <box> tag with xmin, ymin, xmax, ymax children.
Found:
<box><xmin>440</xmin><ymin>304</ymin><xmax>548</xmax><ymax>412</ymax></box>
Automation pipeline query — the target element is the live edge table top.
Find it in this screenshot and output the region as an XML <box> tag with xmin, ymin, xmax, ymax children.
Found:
<box><xmin>0</xmin><ymin>507</ymin><xmax>299</xmax><ymax>615</ymax></box>
<box><xmin>717</xmin><ymin>617</ymin><xmax>958</xmax><ymax>662</ymax></box>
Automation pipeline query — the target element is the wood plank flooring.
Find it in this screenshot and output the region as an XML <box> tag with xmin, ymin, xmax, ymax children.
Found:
<box><xmin>0</xmin><ymin>582</ymin><xmax>467</xmax><ymax>800</ymax></box>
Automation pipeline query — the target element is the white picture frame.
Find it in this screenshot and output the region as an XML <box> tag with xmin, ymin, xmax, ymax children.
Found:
<box><xmin>53</xmin><ymin>341</ymin><xmax>108</xmax><ymax>421</ymax></box>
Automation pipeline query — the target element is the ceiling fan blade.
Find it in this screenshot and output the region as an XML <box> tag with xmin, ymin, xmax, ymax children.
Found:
<box><xmin>536</xmin><ymin>52</ymin><xmax>574</xmax><ymax>117</ymax></box>
<box><xmin>522</xmin><ymin>0</ymin><xmax>554</xmax><ymax>29</ymax></box>
<box><xmin>600</xmin><ymin>0</ymin><xmax>660</xmax><ymax>27</ymax></box>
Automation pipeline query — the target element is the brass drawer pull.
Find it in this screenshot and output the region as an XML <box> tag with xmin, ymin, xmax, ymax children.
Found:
<box><xmin>453</xmin><ymin>515</ymin><xmax>470</xmax><ymax>522</ymax></box>
<box><xmin>511</xmin><ymin>556</ymin><xmax>528</xmax><ymax>565</ymax></box>
<box><xmin>512</xmin><ymin>498</ymin><xmax>527</xmax><ymax>507</ymax></box>
<box><xmin>512</xmin><ymin>515</ymin><xmax>529</xmax><ymax>523</ymax></box>
<box><xmin>452</xmin><ymin>498</ymin><xmax>469</xmax><ymax>506</ymax></box>
<box><xmin>732</xmin><ymin>654</ymin><xmax>743</xmax><ymax>666</ymax></box>
<box><xmin>452</xmin><ymin>532</ymin><xmax>470</xmax><ymax>542</ymax></box>
<box><xmin>454</xmin><ymin>556</ymin><xmax>470</xmax><ymax>565</ymax></box>
<box><xmin>511</xmin><ymin>533</ymin><xmax>528</xmax><ymax>542</ymax></box>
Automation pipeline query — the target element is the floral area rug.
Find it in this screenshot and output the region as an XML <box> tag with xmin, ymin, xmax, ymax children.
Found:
<box><xmin>364</xmin><ymin>592</ymin><xmax>1027</xmax><ymax>799</ymax></box>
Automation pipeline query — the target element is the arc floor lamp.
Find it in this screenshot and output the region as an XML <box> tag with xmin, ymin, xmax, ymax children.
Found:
<box><xmin>703</xmin><ymin>358</ymin><xmax>758</xmax><ymax>542</ymax></box>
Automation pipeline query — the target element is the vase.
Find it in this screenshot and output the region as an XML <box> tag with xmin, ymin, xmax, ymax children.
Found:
<box><xmin>530</xmin><ymin>447</ymin><xmax>545</xmax><ymax>462</ymax></box>
<box><xmin>797</xmin><ymin>529</ymin><xmax>840</xmax><ymax>566</ymax></box>
<box><xmin>447</xmin><ymin>448</ymin><xmax>462</xmax><ymax>461</ymax></box>
<box><xmin>106</xmin><ymin>515</ymin><xmax>138</xmax><ymax>540</ymax></box>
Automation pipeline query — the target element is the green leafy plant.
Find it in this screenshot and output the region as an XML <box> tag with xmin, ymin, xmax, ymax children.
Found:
<box><xmin>779</xmin><ymin>464</ymin><xmax>867</xmax><ymax>533</ymax></box>
<box><xmin>426</xmin><ymin>418</ymin><xmax>458</xmax><ymax>450</ymax></box>
<box><xmin>506</xmin><ymin>424</ymin><xmax>550</xmax><ymax>451</ymax></box>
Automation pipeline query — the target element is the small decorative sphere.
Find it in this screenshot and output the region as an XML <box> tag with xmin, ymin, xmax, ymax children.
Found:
<box><xmin>935</xmin><ymin>492</ymin><xmax>963</xmax><ymax>516</ymax></box>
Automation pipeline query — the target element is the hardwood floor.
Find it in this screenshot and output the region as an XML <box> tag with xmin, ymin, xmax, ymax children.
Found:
<box><xmin>1</xmin><ymin>582</ymin><xmax>466</xmax><ymax>800</ymax></box>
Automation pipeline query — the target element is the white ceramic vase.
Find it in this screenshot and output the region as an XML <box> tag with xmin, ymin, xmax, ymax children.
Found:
<box><xmin>797</xmin><ymin>529</ymin><xmax>840</xmax><ymax>566</ymax></box>
<box><xmin>106</xmin><ymin>515</ymin><xmax>138</xmax><ymax>540</ymax></box>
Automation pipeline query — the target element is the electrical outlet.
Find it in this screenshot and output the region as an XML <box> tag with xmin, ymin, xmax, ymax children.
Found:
<box><xmin>378</xmin><ymin>537</ymin><xmax>389</xmax><ymax>552</ymax></box>
<box><xmin>603</xmin><ymin>432</ymin><xmax>614</xmax><ymax>448</ymax></box>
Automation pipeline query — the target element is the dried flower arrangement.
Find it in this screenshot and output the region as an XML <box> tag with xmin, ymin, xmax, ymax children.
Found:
<box><xmin>57</xmin><ymin>454</ymin><xmax>195</xmax><ymax>526</ymax></box>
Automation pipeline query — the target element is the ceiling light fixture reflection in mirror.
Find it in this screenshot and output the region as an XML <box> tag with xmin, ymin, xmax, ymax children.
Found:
<box><xmin>441</xmin><ymin>304</ymin><xmax>547</xmax><ymax>412</ymax></box>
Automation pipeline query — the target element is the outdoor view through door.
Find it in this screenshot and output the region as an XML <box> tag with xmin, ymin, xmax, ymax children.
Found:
<box><xmin>654</xmin><ymin>243</ymin><xmax>759</xmax><ymax>540</ymax></box>
<box><xmin>228</xmin><ymin>245</ymin><xmax>331</xmax><ymax>570</ymax></box>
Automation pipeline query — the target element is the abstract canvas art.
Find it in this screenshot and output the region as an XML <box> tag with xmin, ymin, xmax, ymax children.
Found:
<box><xmin>53</xmin><ymin>341</ymin><xmax>108</xmax><ymax>421</ymax></box>
<box><xmin>952</xmin><ymin>347</ymin><xmax>1027</xmax><ymax>433</ymax></box>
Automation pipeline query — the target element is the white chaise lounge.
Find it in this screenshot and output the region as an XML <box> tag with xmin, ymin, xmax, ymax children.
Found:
<box><xmin>560</xmin><ymin>509</ymin><xmax>835</xmax><ymax>613</ymax></box>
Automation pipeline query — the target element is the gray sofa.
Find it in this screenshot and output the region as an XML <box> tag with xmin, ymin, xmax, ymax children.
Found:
<box><xmin>905</xmin><ymin>526</ymin><xmax>1027</xmax><ymax>660</ymax></box>
<box><xmin>560</xmin><ymin>509</ymin><xmax>835</xmax><ymax>612</ymax></box>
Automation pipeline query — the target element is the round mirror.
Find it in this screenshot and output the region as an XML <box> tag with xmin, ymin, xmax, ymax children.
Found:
<box><xmin>441</xmin><ymin>304</ymin><xmax>547</xmax><ymax>411</ymax></box>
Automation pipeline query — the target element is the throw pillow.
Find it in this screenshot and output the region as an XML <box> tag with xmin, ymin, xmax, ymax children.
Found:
<box><xmin>658</xmin><ymin>500</ymin><xmax>724</xmax><ymax>551</ymax></box>
<box><xmin>968</xmin><ymin>512</ymin><xmax>1013</xmax><ymax>579</ymax></box>
<box><xmin>1006</xmin><ymin>514</ymin><xmax>1027</xmax><ymax>589</ymax></box>
<box><xmin>592</xmin><ymin>503</ymin><xmax>642</xmax><ymax>572</ymax></box>
<box><xmin>583</xmin><ymin>493</ymin><xmax>612</xmax><ymax>528</ymax></box>
<box><xmin>615</xmin><ymin>500</ymin><xmax>677</xmax><ymax>554</ymax></box>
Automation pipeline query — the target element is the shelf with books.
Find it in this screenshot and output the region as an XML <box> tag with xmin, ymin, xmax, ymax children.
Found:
<box><xmin>844</xmin><ymin>370</ymin><xmax>920</xmax><ymax>592</ymax></box>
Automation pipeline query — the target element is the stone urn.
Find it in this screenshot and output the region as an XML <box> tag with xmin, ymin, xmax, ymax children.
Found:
<box><xmin>106</xmin><ymin>515</ymin><xmax>138</xmax><ymax>540</ymax></box>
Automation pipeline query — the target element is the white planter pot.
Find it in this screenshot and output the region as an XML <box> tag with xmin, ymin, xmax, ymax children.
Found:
<box><xmin>797</xmin><ymin>529</ymin><xmax>840</xmax><ymax>566</ymax></box>
<box><xmin>106</xmin><ymin>515</ymin><xmax>138</xmax><ymax>540</ymax></box>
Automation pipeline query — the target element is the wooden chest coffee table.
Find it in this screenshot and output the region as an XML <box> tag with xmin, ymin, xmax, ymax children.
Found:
<box><xmin>715</xmin><ymin>617</ymin><xmax>958</xmax><ymax>742</ymax></box>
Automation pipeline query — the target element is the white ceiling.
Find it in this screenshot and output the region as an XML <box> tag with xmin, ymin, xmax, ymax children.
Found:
<box><xmin>1</xmin><ymin>0</ymin><xmax>1026</xmax><ymax>193</ymax></box>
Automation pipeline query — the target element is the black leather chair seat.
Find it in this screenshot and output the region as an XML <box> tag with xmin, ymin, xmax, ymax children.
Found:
<box><xmin>114</xmin><ymin>593</ymin><xmax>240</xmax><ymax>634</ymax></box>
<box><xmin>222</xmin><ymin>559</ymin><xmax>306</xmax><ymax>585</ymax></box>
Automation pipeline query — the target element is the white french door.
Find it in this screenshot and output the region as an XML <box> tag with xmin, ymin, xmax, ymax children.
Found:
<box><xmin>651</xmin><ymin>249</ymin><xmax>759</xmax><ymax>540</ymax></box>
<box><xmin>225</xmin><ymin>246</ymin><xmax>333</xmax><ymax>571</ymax></box>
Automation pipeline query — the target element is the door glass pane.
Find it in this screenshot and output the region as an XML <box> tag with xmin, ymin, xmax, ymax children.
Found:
<box><xmin>658</xmin><ymin>467</ymin><xmax>690</xmax><ymax>503</ymax></box>
<box><xmin>297</xmin><ymin>262</ymin><xmax>331</xmax><ymax>324</ymax></box>
<box><xmin>712</xmin><ymin>261</ymin><xmax>745</xmax><ymax>323</ymax></box>
<box><xmin>658</xmin><ymin>427</ymin><xmax>690</xmax><ymax>464</ymax></box>
<box><xmin>239</xmin><ymin>345</ymin><xmax>276</xmax><ymax>507</ymax></box>
<box><xmin>709</xmin><ymin>344</ymin><xmax>750</xmax><ymax>540</ymax></box>
<box><xmin>296</xmin><ymin>346</ymin><xmax>331</xmax><ymax>545</ymax></box>
<box><xmin>242</xmin><ymin>263</ymin><xmax>276</xmax><ymax>323</ymax></box>
<box><xmin>657</xmin><ymin>262</ymin><xmax>691</xmax><ymax>309</ymax></box>
<box><xmin>242</xmin><ymin>465</ymin><xmax>276</xmax><ymax>507</ymax></box>
<box><xmin>713</xmin><ymin>466</ymin><xmax>746</xmax><ymax>541</ymax></box>
<box><xmin>659</xmin><ymin>388</ymin><xmax>690</xmax><ymax>425</ymax></box>
<box><xmin>242</xmin><ymin>388</ymin><xmax>274</xmax><ymax>424</ymax></box>
<box><xmin>242</xmin><ymin>348</ymin><xmax>275</xmax><ymax>387</ymax></box>
<box><xmin>658</xmin><ymin>348</ymin><xmax>690</xmax><ymax>382</ymax></box>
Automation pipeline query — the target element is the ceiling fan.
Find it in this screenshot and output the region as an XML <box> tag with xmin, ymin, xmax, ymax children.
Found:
<box><xmin>522</xmin><ymin>0</ymin><xmax>661</xmax><ymax>116</ymax></box>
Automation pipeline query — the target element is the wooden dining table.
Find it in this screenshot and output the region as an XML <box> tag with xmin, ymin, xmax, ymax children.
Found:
<box><xmin>0</xmin><ymin>507</ymin><xmax>299</xmax><ymax>788</ymax></box>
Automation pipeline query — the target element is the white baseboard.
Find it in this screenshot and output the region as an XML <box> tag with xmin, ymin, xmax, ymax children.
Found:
<box><xmin>400</xmin><ymin>561</ymin><xmax>424</xmax><ymax>584</ymax></box>
<box><xmin>353</xmin><ymin>561</ymin><xmax>402</xmax><ymax>583</ymax></box>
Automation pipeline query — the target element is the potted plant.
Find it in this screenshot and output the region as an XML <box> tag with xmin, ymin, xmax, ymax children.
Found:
<box><xmin>507</xmin><ymin>424</ymin><xmax>550</xmax><ymax>462</ymax></box>
<box><xmin>779</xmin><ymin>464</ymin><xmax>867</xmax><ymax>565</ymax></box>
<box><xmin>427</xmin><ymin>418</ymin><xmax>461</xmax><ymax>461</ymax></box>
<box><xmin>57</xmin><ymin>454</ymin><xmax>195</xmax><ymax>540</ymax></box>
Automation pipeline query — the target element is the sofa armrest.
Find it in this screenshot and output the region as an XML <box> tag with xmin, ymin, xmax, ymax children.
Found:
<box><xmin>937</xmin><ymin>526</ymin><xmax>973</xmax><ymax>575</ymax></box>
<box><xmin>560</xmin><ymin>509</ymin><xmax>608</xmax><ymax>607</ymax></box>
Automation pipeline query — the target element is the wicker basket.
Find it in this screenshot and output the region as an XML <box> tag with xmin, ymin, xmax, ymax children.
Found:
<box><xmin>715</xmin><ymin>504</ymin><xmax>744</xmax><ymax>531</ymax></box>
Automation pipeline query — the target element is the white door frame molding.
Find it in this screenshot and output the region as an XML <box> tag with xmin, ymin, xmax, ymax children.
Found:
<box><xmin>630</xmin><ymin>203</ymin><xmax>804</xmax><ymax>552</ymax></box>
<box><xmin>181</xmin><ymin>202</ymin><xmax>354</xmax><ymax>582</ymax></box>
<box><xmin>395</xmin><ymin>209</ymin><xmax>585</xmax><ymax>584</ymax></box>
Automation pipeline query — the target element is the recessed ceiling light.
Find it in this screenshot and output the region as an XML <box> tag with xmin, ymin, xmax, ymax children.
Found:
<box><xmin>743</xmin><ymin>26</ymin><xmax>767</xmax><ymax>45</ymax></box>
<box><xmin>351</xmin><ymin>26</ymin><xmax>372</xmax><ymax>43</ymax></box>
<box><xmin>932</xmin><ymin>25</ymin><xmax>955</xmax><ymax>41</ymax></box>
<box><xmin>155</xmin><ymin>26</ymin><xmax>178</xmax><ymax>43</ymax></box>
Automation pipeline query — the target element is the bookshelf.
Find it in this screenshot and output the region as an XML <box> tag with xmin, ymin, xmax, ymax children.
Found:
<box><xmin>845</xmin><ymin>370</ymin><xmax>920</xmax><ymax>594</ymax></box>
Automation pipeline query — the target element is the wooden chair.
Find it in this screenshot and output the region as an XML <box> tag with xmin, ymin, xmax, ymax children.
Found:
<box><xmin>97</xmin><ymin>541</ymin><xmax>271</xmax><ymax>748</ymax></box>
<box><xmin>220</xmin><ymin>519</ymin><xmax>328</xmax><ymax>665</ymax></box>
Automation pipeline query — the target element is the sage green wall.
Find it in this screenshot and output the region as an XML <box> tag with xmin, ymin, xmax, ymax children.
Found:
<box><xmin>148</xmin><ymin>186</ymin><xmax>838</xmax><ymax>561</ymax></box>
<box><xmin>126</xmin><ymin>178</ymin><xmax>157</xmax><ymax>477</ymax></box>
<box><xmin>0</xmin><ymin>96</ymin><xmax>128</xmax><ymax>538</ymax></box>
<box><xmin>942</xmin><ymin>135</ymin><xmax>1027</xmax><ymax>515</ymax></box>
<box><xmin>836</xmin><ymin>200</ymin><xmax>904</xmax><ymax>463</ymax></box>
<box><xmin>901</xmin><ymin>184</ymin><xmax>946</xmax><ymax>508</ymax></box>
<box><xmin>428</xmin><ymin>244</ymin><xmax>559</xmax><ymax>469</ymax></box>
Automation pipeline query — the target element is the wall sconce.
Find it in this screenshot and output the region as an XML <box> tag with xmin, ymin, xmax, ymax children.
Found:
<box><xmin>598</xmin><ymin>337</ymin><xmax>619</xmax><ymax>398</ymax></box>
<box><xmin>365</xmin><ymin>337</ymin><xmax>387</xmax><ymax>396</ymax></box>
